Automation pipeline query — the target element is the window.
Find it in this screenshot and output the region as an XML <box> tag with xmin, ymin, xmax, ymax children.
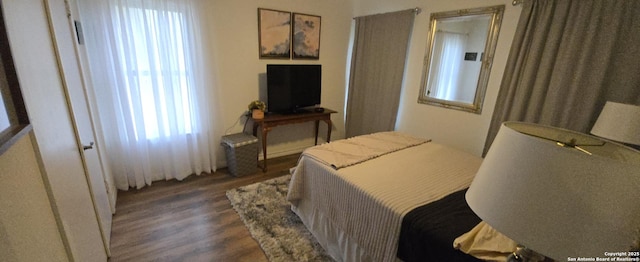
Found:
<box><xmin>114</xmin><ymin>6</ymin><xmax>194</xmax><ymax>140</ymax></box>
<box><xmin>0</xmin><ymin>3</ymin><xmax>31</xmax><ymax>155</ymax></box>
<box><xmin>79</xmin><ymin>0</ymin><xmax>213</xmax><ymax>188</ymax></box>
<box><xmin>0</xmin><ymin>84</ymin><xmax>10</xmax><ymax>132</ymax></box>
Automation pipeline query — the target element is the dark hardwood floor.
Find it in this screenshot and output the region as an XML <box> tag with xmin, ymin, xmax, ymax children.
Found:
<box><xmin>108</xmin><ymin>153</ymin><xmax>300</xmax><ymax>262</ymax></box>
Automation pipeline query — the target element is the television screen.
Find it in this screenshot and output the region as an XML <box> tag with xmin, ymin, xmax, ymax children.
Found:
<box><xmin>266</xmin><ymin>64</ymin><xmax>321</xmax><ymax>113</ymax></box>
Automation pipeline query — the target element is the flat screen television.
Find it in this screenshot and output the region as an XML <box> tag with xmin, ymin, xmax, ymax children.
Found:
<box><xmin>266</xmin><ymin>64</ymin><xmax>321</xmax><ymax>113</ymax></box>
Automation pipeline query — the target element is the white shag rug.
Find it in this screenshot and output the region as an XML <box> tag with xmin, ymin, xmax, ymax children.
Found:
<box><xmin>226</xmin><ymin>175</ymin><xmax>333</xmax><ymax>262</ymax></box>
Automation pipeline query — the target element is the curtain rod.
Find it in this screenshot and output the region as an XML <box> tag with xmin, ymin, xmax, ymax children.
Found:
<box><xmin>353</xmin><ymin>7</ymin><xmax>421</xmax><ymax>20</ymax></box>
<box><xmin>512</xmin><ymin>0</ymin><xmax>524</xmax><ymax>6</ymax></box>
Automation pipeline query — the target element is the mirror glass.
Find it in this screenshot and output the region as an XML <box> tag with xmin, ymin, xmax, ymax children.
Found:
<box><xmin>418</xmin><ymin>5</ymin><xmax>504</xmax><ymax>114</ymax></box>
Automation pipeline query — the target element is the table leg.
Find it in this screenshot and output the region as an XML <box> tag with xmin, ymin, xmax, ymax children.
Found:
<box><xmin>252</xmin><ymin>122</ymin><xmax>268</xmax><ymax>172</ymax></box>
<box><xmin>325</xmin><ymin>119</ymin><xmax>332</xmax><ymax>142</ymax></box>
<box><xmin>260</xmin><ymin>127</ymin><xmax>270</xmax><ymax>172</ymax></box>
<box><xmin>314</xmin><ymin>120</ymin><xmax>320</xmax><ymax>145</ymax></box>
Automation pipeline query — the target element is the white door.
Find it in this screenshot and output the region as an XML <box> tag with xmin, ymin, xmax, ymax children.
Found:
<box><xmin>45</xmin><ymin>0</ymin><xmax>113</xmax><ymax>254</ymax></box>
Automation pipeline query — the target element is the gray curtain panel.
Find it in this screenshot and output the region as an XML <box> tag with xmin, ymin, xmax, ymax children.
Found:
<box><xmin>483</xmin><ymin>0</ymin><xmax>640</xmax><ymax>155</ymax></box>
<box><xmin>345</xmin><ymin>10</ymin><xmax>415</xmax><ymax>138</ymax></box>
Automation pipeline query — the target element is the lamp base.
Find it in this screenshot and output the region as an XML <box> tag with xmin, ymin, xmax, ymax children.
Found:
<box><xmin>507</xmin><ymin>246</ymin><xmax>546</xmax><ymax>262</ymax></box>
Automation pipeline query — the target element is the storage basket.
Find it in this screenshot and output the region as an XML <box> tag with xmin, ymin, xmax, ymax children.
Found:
<box><xmin>221</xmin><ymin>133</ymin><xmax>258</xmax><ymax>177</ymax></box>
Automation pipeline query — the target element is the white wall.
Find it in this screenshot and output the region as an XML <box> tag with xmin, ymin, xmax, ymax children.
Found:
<box><xmin>200</xmin><ymin>0</ymin><xmax>353</xmax><ymax>164</ymax></box>
<box><xmin>0</xmin><ymin>134</ymin><xmax>69</xmax><ymax>261</ymax></box>
<box><xmin>353</xmin><ymin>0</ymin><xmax>521</xmax><ymax>156</ymax></box>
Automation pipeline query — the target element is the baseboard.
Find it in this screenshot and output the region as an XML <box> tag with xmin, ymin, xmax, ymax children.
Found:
<box><xmin>258</xmin><ymin>146</ymin><xmax>306</xmax><ymax>159</ymax></box>
<box><xmin>219</xmin><ymin>145</ymin><xmax>309</xmax><ymax>169</ymax></box>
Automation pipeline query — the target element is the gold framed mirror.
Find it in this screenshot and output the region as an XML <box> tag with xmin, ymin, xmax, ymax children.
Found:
<box><xmin>418</xmin><ymin>5</ymin><xmax>504</xmax><ymax>114</ymax></box>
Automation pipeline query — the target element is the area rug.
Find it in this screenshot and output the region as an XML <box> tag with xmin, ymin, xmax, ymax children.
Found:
<box><xmin>226</xmin><ymin>175</ymin><xmax>334</xmax><ymax>262</ymax></box>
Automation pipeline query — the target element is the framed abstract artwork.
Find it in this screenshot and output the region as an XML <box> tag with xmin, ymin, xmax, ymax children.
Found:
<box><xmin>292</xmin><ymin>13</ymin><xmax>321</xmax><ymax>59</ymax></box>
<box><xmin>258</xmin><ymin>8</ymin><xmax>291</xmax><ymax>59</ymax></box>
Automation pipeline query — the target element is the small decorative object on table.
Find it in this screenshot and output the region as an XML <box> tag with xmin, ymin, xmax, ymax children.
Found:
<box><xmin>248</xmin><ymin>100</ymin><xmax>266</xmax><ymax>119</ymax></box>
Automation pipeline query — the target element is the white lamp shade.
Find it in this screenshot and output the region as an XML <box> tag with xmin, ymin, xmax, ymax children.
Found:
<box><xmin>591</xmin><ymin>101</ymin><xmax>640</xmax><ymax>145</ymax></box>
<box><xmin>467</xmin><ymin>122</ymin><xmax>640</xmax><ymax>261</ymax></box>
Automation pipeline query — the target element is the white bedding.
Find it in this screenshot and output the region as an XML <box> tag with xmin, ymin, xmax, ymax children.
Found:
<box><xmin>301</xmin><ymin>131</ymin><xmax>429</xmax><ymax>169</ymax></box>
<box><xmin>287</xmin><ymin>139</ymin><xmax>483</xmax><ymax>262</ymax></box>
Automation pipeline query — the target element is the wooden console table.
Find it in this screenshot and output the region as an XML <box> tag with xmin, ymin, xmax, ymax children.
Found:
<box><xmin>252</xmin><ymin>108</ymin><xmax>337</xmax><ymax>172</ymax></box>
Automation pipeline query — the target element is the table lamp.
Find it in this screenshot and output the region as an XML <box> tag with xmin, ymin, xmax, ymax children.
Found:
<box><xmin>591</xmin><ymin>101</ymin><xmax>640</xmax><ymax>148</ymax></box>
<box><xmin>466</xmin><ymin>122</ymin><xmax>640</xmax><ymax>261</ymax></box>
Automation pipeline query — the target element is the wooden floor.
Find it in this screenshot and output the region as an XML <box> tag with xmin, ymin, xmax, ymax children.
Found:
<box><xmin>108</xmin><ymin>154</ymin><xmax>300</xmax><ymax>262</ymax></box>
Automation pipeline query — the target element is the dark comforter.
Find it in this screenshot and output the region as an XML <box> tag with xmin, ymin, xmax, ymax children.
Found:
<box><xmin>397</xmin><ymin>188</ymin><xmax>482</xmax><ymax>262</ymax></box>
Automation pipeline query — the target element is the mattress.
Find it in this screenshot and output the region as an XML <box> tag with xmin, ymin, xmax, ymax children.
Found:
<box><xmin>287</xmin><ymin>140</ymin><xmax>483</xmax><ymax>261</ymax></box>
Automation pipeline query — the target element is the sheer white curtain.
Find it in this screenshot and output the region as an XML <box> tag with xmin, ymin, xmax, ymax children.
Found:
<box><xmin>78</xmin><ymin>0</ymin><xmax>217</xmax><ymax>189</ymax></box>
<box><xmin>427</xmin><ymin>31</ymin><xmax>466</xmax><ymax>101</ymax></box>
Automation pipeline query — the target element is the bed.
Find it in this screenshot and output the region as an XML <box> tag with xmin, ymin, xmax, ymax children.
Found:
<box><xmin>286</xmin><ymin>132</ymin><xmax>493</xmax><ymax>261</ymax></box>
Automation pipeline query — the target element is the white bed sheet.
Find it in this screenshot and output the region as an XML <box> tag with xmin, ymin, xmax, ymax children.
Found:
<box><xmin>287</xmin><ymin>142</ymin><xmax>482</xmax><ymax>262</ymax></box>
